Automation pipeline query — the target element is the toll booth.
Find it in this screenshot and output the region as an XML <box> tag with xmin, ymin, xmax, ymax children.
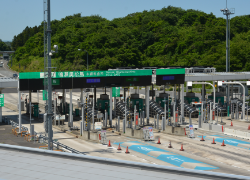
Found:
<box><xmin>127</xmin><ymin>94</ymin><xmax>143</xmax><ymax>113</ymax></box>
<box><xmin>156</xmin><ymin>93</ymin><xmax>169</xmax><ymax>108</ymax></box>
<box><xmin>97</xmin><ymin>94</ymin><xmax>110</xmax><ymax>115</ymax></box>
<box><xmin>208</xmin><ymin>92</ymin><xmax>224</xmax><ymax>106</ymax></box>
<box><xmin>184</xmin><ymin>92</ymin><xmax>199</xmax><ymax>104</ymax></box>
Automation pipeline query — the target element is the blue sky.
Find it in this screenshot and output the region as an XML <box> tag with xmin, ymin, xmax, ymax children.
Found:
<box><xmin>1</xmin><ymin>0</ymin><xmax>249</xmax><ymax>41</ymax></box>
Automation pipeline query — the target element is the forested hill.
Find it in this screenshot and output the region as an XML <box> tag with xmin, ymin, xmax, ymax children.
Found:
<box><xmin>0</xmin><ymin>39</ymin><xmax>11</xmax><ymax>51</ymax></box>
<box><xmin>10</xmin><ymin>6</ymin><xmax>250</xmax><ymax>72</ymax></box>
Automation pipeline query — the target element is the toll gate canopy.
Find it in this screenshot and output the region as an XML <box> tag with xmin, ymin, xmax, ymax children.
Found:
<box><xmin>19</xmin><ymin>68</ymin><xmax>185</xmax><ymax>91</ymax></box>
<box><xmin>19</xmin><ymin>70</ymin><xmax>152</xmax><ymax>91</ymax></box>
<box><xmin>156</xmin><ymin>68</ymin><xmax>185</xmax><ymax>85</ymax></box>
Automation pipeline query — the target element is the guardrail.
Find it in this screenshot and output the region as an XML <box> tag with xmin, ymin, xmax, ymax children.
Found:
<box><xmin>9</xmin><ymin>119</ymin><xmax>85</xmax><ymax>154</ymax></box>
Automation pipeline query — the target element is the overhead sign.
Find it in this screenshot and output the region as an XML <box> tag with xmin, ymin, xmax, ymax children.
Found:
<box><xmin>156</xmin><ymin>68</ymin><xmax>185</xmax><ymax>75</ymax></box>
<box><xmin>0</xmin><ymin>94</ymin><xmax>4</xmax><ymax>107</ymax></box>
<box><xmin>156</xmin><ymin>68</ymin><xmax>185</xmax><ymax>86</ymax></box>
<box><xmin>112</xmin><ymin>87</ymin><xmax>120</xmax><ymax>97</ymax></box>
<box><xmin>19</xmin><ymin>69</ymin><xmax>152</xmax><ymax>79</ymax></box>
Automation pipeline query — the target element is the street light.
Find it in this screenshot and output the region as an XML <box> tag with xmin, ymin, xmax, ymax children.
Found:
<box><xmin>78</xmin><ymin>49</ymin><xmax>88</xmax><ymax>71</ymax></box>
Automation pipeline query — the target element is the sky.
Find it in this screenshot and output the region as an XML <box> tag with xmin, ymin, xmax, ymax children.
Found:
<box><xmin>0</xmin><ymin>0</ymin><xmax>249</xmax><ymax>41</ymax></box>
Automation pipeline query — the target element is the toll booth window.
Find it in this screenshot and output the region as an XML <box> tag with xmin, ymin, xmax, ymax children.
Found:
<box><xmin>86</xmin><ymin>78</ymin><xmax>100</xmax><ymax>83</ymax></box>
<box><xmin>163</xmin><ymin>76</ymin><xmax>174</xmax><ymax>80</ymax></box>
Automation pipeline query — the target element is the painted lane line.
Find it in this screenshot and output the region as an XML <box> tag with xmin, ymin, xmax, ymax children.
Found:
<box><xmin>197</xmin><ymin>135</ymin><xmax>250</xmax><ymax>150</ymax></box>
<box><xmin>114</xmin><ymin>141</ymin><xmax>218</xmax><ymax>171</ymax></box>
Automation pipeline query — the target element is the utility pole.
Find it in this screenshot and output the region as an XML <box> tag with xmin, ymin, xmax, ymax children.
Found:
<box><xmin>47</xmin><ymin>0</ymin><xmax>53</xmax><ymax>150</ymax></box>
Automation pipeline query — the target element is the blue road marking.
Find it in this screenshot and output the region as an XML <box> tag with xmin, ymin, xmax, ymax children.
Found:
<box><xmin>114</xmin><ymin>141</ymin><xmax>218</xmax><ymax>171</ymax></box>
<box><xmin>198</xmin><ymin>135</ymin><xmax>250</xmax><ymax>149</ymax></box>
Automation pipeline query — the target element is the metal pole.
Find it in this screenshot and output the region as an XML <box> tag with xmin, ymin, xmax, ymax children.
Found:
<box><xmin>70</xmin><ymin>89</ymin><xmax>72</xmax><ymax>127</ymax></box>
<box><xmin>143</xmin><ymin>110</ymin><xmax>145</xmax><ymax>126</ymax></box>
<box><xmin>92</xmin><ymin>99</ymin><xmax>94</xmax><ymax>130</ymax></box>
<box><xmin>157</xmin><ymin>114</ymin><xmax>159</xmax><ymax>129</ymax></box>
<box><xmin>118</xmin><ymin>116</ymin><xmax>120</xmax><ymax>132</ymax></box>
<box><xmin>181</xmin><ymin>84</ymin><xmax>184</xmax><ymax>123</ymax></box>
<box><xmin>146</xmin><ymin>86</ymin><xmax>149</xmax><ymax>124</ymax></box>
<box><xmin>134</xmin><ymin>105</ymin><xmax>136</xmax><ymax>129</ymax></box>
<box><xmin>105</xmin><ymin>110</ymin><xmax>107</xmax><ymax>128</ymax></box>
<box><xmin>18</xmin><ymin>81</ymin><xmax>22</xmax><ymax>133</ymax></box>
<box><xmin>81</xmin><ymin>89</ymin><xmax>83</xmax><ymax>134</ymax></box>
<box><xmin>109</xmin><ymin>88</ymin><xmax>112</xmax><ymax>127</ymax></box>
<box><xmin>125</xmin><ymin>98</ymin><xmax>127</xmax><ymax>128</ymax></box>
<box><xmin>54</xmin><ymin>98</ymin><xmax>56</xmax><ymax>125</ymax></box>
<box><xmin>164</xmin><ymin>98</ymin><xmax>166</xmax><ymax>123</ymax></box>
<box><xmin>47</xmin><ymin>0</ymin><xmax>53</xmax><ymax>150</ymax></box>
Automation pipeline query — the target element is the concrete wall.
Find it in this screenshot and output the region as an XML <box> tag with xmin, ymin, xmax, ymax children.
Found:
<box><xmin>211</xmin><ymin>124</ymin><xmax>223</xmax><ymax>132</ymax></box>
<box><xmin>202</xmin><ymin>123</ymin><xmax>212</xmax><ymax>131</ymax></box>
<box><xmin>235</xmin><ymin>130</ymin><xmax>248</xmax><ymax>139</ymax></box>
<box><xmin>163</xmin><ymin>126</ymin><xmax>173</xmax><ymax>134</ymax></box>
<box><xmin>82</xmin><ymin>131</ymin><xmax>90</xmax><ymax>140</ymax></box>
<box><xmin>224</xmin><ymin>128</ymin><xmax>236</xmax><ymax>136</ymax></box>
<box><xmin>173</xmin><ymin>127</ymin><xmax>186</xmax><ymax>136</ymax></box>
<box><xmin>89</xmin><ymin>131</ymin><xmax>100</xmax><ymax>141</ymax></box>
<box><xmin>163</xmin><ymin>126</ymin><xmax>185</xmax><ymax>136</ymax></box>
<box><xmin>134</xmin><ymin>129</ymin><xmax>144</xmax><ymax>139</ymax></box>
<box><xmin>125</xmin><ymin>128</ymin><xmax>134</xmax><ymax>137</ymax></box>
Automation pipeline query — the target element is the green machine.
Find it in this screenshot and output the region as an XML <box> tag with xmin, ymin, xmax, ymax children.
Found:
<box><xmin>208</xmin><ymin>92</ymin><xmax>224</xmax><ymax>105</ymax></box>
<box><xmin>184</xmin><ymin>92</ymin><xmax>199</xmax><ymax>104</ymax></box>
<box><xmin>32</xmin><ymin>103</ymin><xmax>39</xmax><ymax>117</ymax></box>
<box><xmin>75</xmin><ymin>108</ymin><xmax>79</xmax><ymax>116</ymax></box>
<box><xmin>97</xmin><ymin>94</ymin><xmax>110</xmax><ymax>115</ymax></box>
<box><xmin>127</xmin><ymin>94</ymin><xmax>143</xmax><ymax>113</ymax></box>
<box><xmin>156</xmin><ymin>93</ymin><xmax>169</xmax><ymax>108</ymax></box>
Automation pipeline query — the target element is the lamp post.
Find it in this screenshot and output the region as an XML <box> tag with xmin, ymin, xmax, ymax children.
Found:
<box><xmin>220</xmin><ymin>1</ymin><xmax>235</xmax><ymax>106</ymax></box>
<box><xmin>78</xmin><ymin>49</ymin><xmax>88</xmax><ymax>71</ymax></box>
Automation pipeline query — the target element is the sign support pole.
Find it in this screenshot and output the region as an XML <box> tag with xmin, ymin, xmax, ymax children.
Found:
<box><xmin>109</xmin><ymin>88</ymin><xmax>112</xmax><ymax>127</ymax></box>
<box><xmin>70</xmin><ymin>89</ymin><xmax>73</xmax><ymax>127</ymax></box>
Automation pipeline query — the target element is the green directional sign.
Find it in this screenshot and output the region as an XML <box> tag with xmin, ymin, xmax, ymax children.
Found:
<box><xmin>112</xmin><ymin>87</ymin><xmax>120</xmax><ymax>97</ymax></box>
<box><xmin>156</xmin><ymin>68</ymin><xmax>185</xmax><ymax>75</ymax></box>
<box><xmin>19</xmin><ymin>69</ymin><xmax>152</xmax><ymax>79</ymax></box>
<box><xmin>43</xmin><ymin>90</ymin><xmax>48</xmax><ymax>100</ymax></box>
<box><xmin>0</xmin><ymin>94</ymin><xmax>4</xmax><ymax>107</ymax></box>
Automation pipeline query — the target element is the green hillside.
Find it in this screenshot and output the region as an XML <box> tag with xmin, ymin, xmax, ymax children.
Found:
<box><xmin>0</xmin><ymin>39</ymin><xmax>11</xmax><ymax>51</ymax></box>
<box><xmin>10</xmin><ymin>6</ymin><xmax>250</xmax><ymax>72</ymax></box>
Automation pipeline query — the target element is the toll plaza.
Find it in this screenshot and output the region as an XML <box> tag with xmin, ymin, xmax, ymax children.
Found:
<box><xmin>18</xmin><ymin>68</ymin><xmax>186</xmax><ymax>138</ymax></box>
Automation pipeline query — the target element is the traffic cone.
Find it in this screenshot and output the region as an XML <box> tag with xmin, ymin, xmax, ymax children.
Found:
<box><xmin>184</xmin><ymin>128</ymin><xmax>187</xmax><ymax>135</ymax></box>
<box><xmin>157</xmin><ymin>137</ymin><xmax>161</xmax><ymax>144</ymax></box>
<box><xmin>125</xmin><ymin>146</ymin><xmax>130</xmax><ymax>154</ymax></box>
<box><xmin>180</xmin><ymin>144</ymin><xmax>184</xmax><ymax>151</ymax></box>
<box><xmin>107</xmin><ymin>140</ymin><xmax>112</xmax><ymax>147</ymax></box>
<box><xmin>231</xmin><ymin>121</ymin><xmax>233</xmax><ymax>126</ymax></box>
<box><xmin>117</xmin><ymin>143</ymin><xmax>122</xmax><ymax>150</ymax></box>
<box><xmin>221</xmin><ymin>140</ymin><xmax>226</xmax><ymax>146</ymax></box>
<box><xmin>168</xmin><ymin>141</ymin><xmax>172</xmax><ymax>148</ymax></box>
<box><xmin>248</xmin><ymin>125</ymin><xmax>250</xmax><ymax>130</ymax></box>
<box><xmin>200</xmin><ymin>135</ymin><xmax>205</xmax><ymax>141</ymax></box>
<box><xmin>211</xmin><ymin>138</ymin><xmax>216</xmax><ymax>144</ymax></box>
<box><xmin>99</xmin><ymin>134</ymin><xmax>101</xmax><ymax>140</ymax></box>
